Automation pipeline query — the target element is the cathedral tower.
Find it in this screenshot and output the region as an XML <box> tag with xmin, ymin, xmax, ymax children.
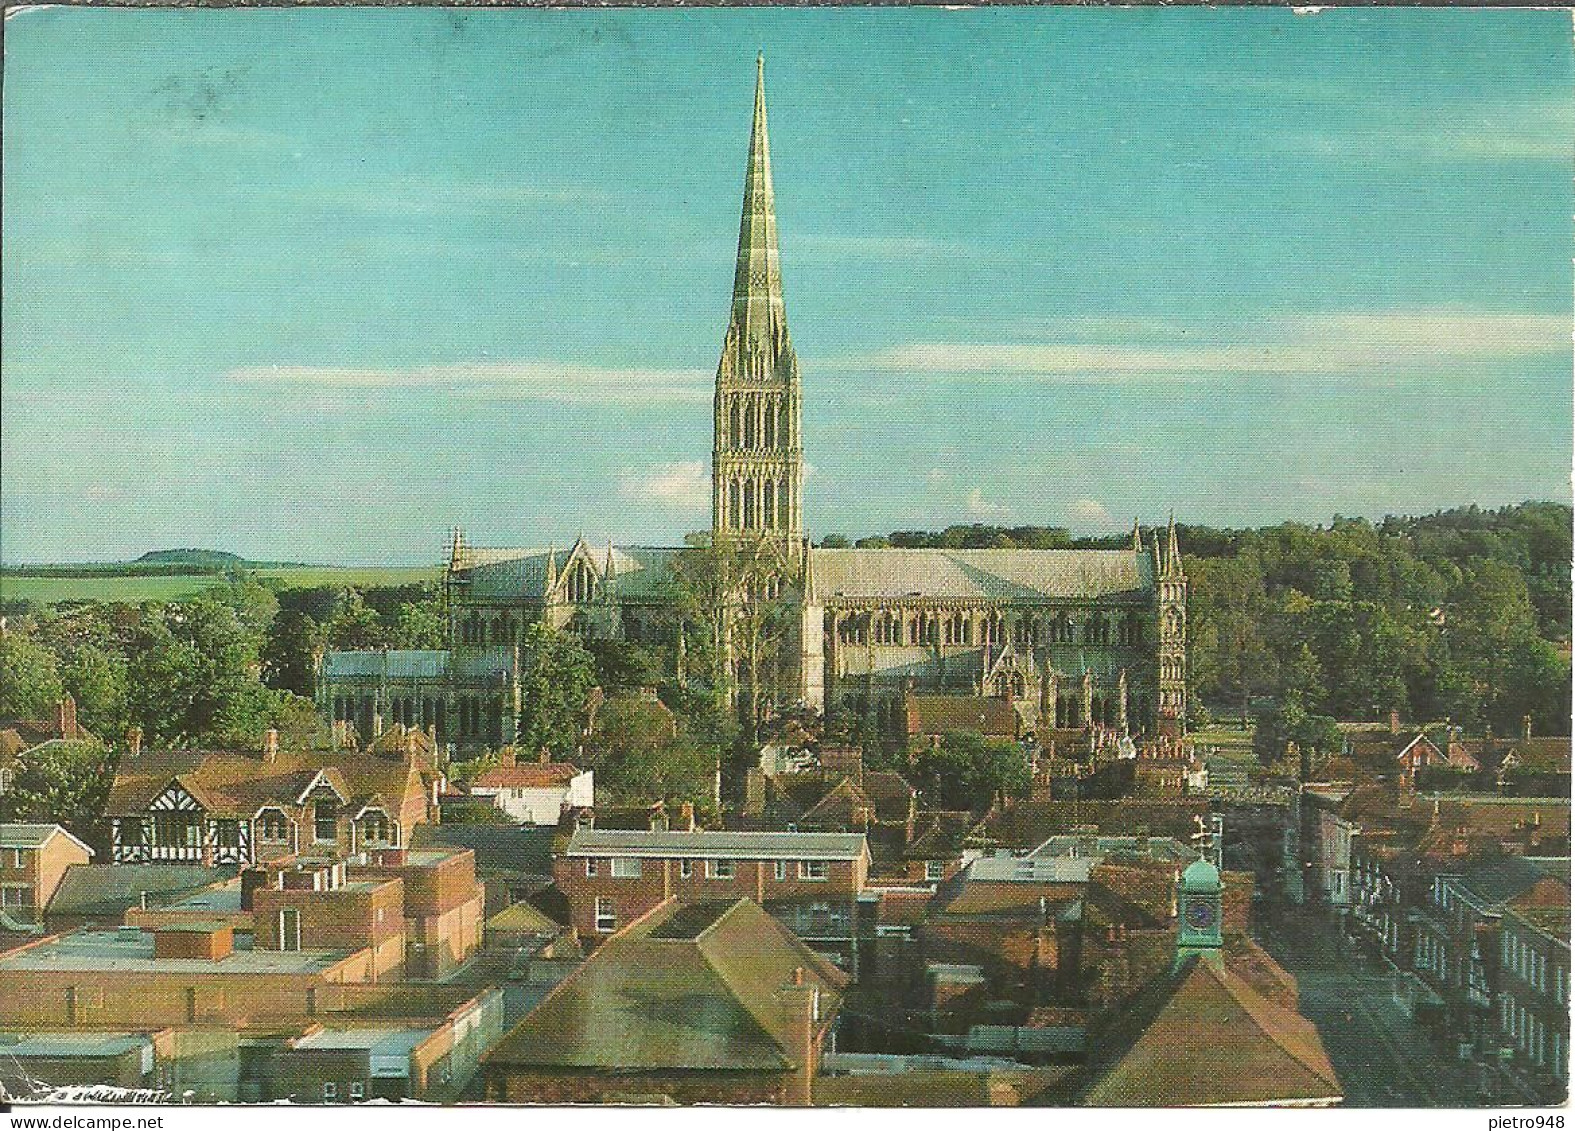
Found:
<box><xmin>1156</xmin><ymin>515</ymin><xmax>1188</xmax><ymax>736</ymax></box>
<box><xmin>711</xmin><ymin>56</ymin><xmax>805</xmax><ymax>557</ymax></box>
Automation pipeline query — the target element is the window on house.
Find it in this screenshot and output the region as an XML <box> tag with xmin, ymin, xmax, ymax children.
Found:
<box><xmin>595</xmin><ymin>897</ymin><xmax>616</xmax><ymax>933</ymax></box>
<box><xmin>259</xmin><ymin>811</ymin><xmax>288</xmax><ymax>841</ymax></box>
<box><xmin>679</xmin><ymin>859</ymin><xmax>693</xmax><ymax>879</ymax></box>
<box><xmin>1</xmin><ymin>886</ymin><xmax>30</xmax><ymax>909</ymax></box>
<box><xmin>708</xmin><ymin>859</ymin><xmax>735</xmax><ymax>880</ymax></box>
<box><xmin>314</xmin><ymin>800</ymin><xmax>337</xmax><ymax>843</ymax></box>
<box><xmin>611</xmin><ymin>858</ymin><xmax>642</xmax><ymax>879</ymax></box>
<box><xmin>12</xmin><ymin>848</ymin><xmax>25</xmax><ymax>869</ymax></box>
<box><xmin>925</xmin><ymin>861</ymin><xmax>946</xmax><ymax>881</ymax></box>
<box><xmin>323</xmin><ymin>1082</ymin><xmax>337</xmax><ymax>1101</ymax></box>
<box><xmin>799</xmin><ymin>861</ymin><xmax>829</xmax><ymax>881</ymax></box>
<box><xmin>216</xmin><ymin>820</ymin><xmax>240</xmax><ymax>849</ymax></box>
<box><xmin>585</xmin><ymin>859</ymin><xmax>598</xmax><ymax>878</ymax></box>
<box><xmin>362</xmin><ymin>811</ymin><xmax>389</xmax><ymax>845</ymax></box>
<box><xmin>774</xmin><ymin>861</ymin><xmax>788</xmax><ymax>881</ymax></box>
<box><xmin>349</xmin><ymin>1081</ymin><xmax>365</xmax><ymax>1101</ymax></box>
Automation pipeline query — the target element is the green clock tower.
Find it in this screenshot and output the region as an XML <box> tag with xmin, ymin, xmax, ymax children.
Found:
<box><xmin>1175</xmin><ymin>856</ymin><xmax>1224</xmax><ymax>968</ymax></box>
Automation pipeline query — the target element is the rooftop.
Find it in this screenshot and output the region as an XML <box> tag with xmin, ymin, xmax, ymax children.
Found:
<box><xmin>566</xmin><ymin>828</ymin><xmax>868</xmax><ymax>861</ymax></box>
<box><xmin>808</xmin><ymin>548</ymin><xmax>1153</xmax><ymax>603</ymax></box>
<box><xmin>0</xmin><ymin>928</ymin><xmax>350</xmax><ymax>976</ymax></box>
<box><xmin>0</xmin><ymin>824</ymin><xmax>91</xmax><ymax>853</ymax></box>
<box><xmin>0</xmin><ymin>1032</ymin><xmax>152</xmax><ymax>1059</ymax></box>
<box><xmin>485</xmin><ymin>898</ymin><xmax>847</xmax><ymax>1073</ymax></box>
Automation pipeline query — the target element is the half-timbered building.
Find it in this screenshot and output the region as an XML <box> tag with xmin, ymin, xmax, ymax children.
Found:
<box><xmin>104</xmin><ymin>728</ymin><xmax>432</xmax><ymax>866</ymax></box>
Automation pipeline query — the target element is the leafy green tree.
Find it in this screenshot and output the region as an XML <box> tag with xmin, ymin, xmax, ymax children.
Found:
<box><xmin>0</xmin><ymin>633</ymin><xmax>65</xmax><ymax>719</ymax></box>
<box><xmin>325</xmin><ymin>589</ymin><xmax>386</xmax><ymax>651</ymax></box>
<box><xmin>517</xmin><ymin>623</ymin><xmax>597</xmax><ymax>758</ymax></box>
<box><xmin>0</xmin><ymin>742</ymin><xmax>115</xmax><ymax>842</ymax></box>
<box><xmin>911</xmin><ymin>730</ymin><xmax>1031</xmax><ymax>811</ymax></box>
<box><xmin>261</xmin><ymin>607</ymin><xmax>325</xmax><ymax>697</ymax></box>
<box><xmin>390</xmin><ymin>596</ymin><xmax>446</xmax><ymax>650</ymax></box>
<box><xmin>60</xmin><ymin>643</ymin><xmax>128</xmax><ymax>738</ymax></box>
<box><xmin>587</xmin><ymin>638</ymin><xmax>664</xmax><ymax>695</ymax></box>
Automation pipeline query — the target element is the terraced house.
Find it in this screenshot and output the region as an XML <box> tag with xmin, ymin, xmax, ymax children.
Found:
<box><xmin>316</xmin><ymin>57</ymin><xmax>1186</xmax><ymax>756</ymax></box>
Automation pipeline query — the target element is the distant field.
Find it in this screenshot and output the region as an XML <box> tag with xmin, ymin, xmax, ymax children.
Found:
<box><xmin>1</xmin><ymin>564</ymin><xmax>442</xmax><ymax>605</ymax></box>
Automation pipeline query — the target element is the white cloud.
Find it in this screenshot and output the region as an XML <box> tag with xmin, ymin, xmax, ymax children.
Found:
<box><xmin>829</xmin><ymin>309</ymin><xmax>1569</xmax><ymax>382</ymax></box>
<box><xmin>618</xmin><ymin>461</ymin><xmax>710</xmax><ymax>509</ymax></box>
<box><xmin>225</xmin><ymin>361</ymin><xmax>711</xmax><ymax>405</ymax></box>
<box><xmin>1068</xmin><ymin>498</ymin><xmax>1117</xmax><ymax>530</ymax></box>
<box><xmin>965</xmin><ymin>487</ymin><xmax>1014</xmax><ymax>521</ymax></box>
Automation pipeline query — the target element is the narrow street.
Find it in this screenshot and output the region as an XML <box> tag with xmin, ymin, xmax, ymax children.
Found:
<box><xmin>1258</xmin><ymin>908</ymin><xmax>1484</xmax><ymax>1106</ymax></box>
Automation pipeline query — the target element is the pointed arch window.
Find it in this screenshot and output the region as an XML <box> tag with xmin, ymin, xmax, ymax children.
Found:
<box><xmin>569</xmin><ymin>561</ymin><xmax>596</xmax><ymax>604</ymax></box>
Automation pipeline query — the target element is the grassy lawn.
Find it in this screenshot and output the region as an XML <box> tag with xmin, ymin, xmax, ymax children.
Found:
<box><xmin>1</xmin><ymin>564</ymin><xmax>443</xmax><ymax>605</ymax></box>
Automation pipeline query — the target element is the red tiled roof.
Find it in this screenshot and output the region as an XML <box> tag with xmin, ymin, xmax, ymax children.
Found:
<box><xmin>473</xmin><ymin>763</ymin><xmax>582</xmax><ymax>789</ymax></box>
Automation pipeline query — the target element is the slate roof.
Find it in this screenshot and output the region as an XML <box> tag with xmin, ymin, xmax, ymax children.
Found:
<box><xmin>565</xmin><ymin>828</ymin><xmax>868</xmax><ymax>861</ymax></box>
<box><xmin>0</xmin><ymin>824</ymin><xmax>92</xmax><ymax>853</ymax></box>
<box><xmin>484</xmin><ymin>898</ymin><xmax>846</xmax><ymax>1072</ymax></box>
<box><xmin>452</xmin><ymin>545</ymin><xmax>679</xmax><ymax>602</ymax></box>
<box><xmin>46</xmin><ymin>864</ymin><xmax>235</xmax><ymax>921</ymax></box>
<box><xmin>1451</xmin><ymin>855</ymin><xmax>1569</xmax><ymax>910</ymax></box>
<box><xmin>808</xmin><ymin>548</ymin><xmax>1153</xmax><ymax>603</ymax></box>
<box><xmin>104</xmin><ymin>747</ymin><xmax>423</xmax><ymax>820</ymax></box>
<box><xmin>977</xmin><ymin>799</ymin><xmax>1211</xmax><ymax>848</ymax></box>
<box><xmin>1079</xmin><ymin>956</ymin><xmax>1341</xmax><ymax>1106</ymax></box>
<box><xmin>908</xmin><ymin>695</ymin><xmax>1019</xmax><ymax>739</ymax></box>
<box><xmin>320</xmin><ymin>650</ymin><xmax>448</xmax><ymax>681</ymax></box>
<box><xmin>411</xmin><ymin>824</ymin><xmax>557</xmax><ymax>880</ymax></box>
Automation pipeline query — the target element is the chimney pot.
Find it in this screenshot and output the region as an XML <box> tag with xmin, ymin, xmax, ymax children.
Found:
<box><xmin>126</xmin><ymin>726</ymin><xmax>143</xmax><ymax>759</ymax></box>
<box><xmin>539</xmin><ymin>746</ymin><xmax>551</xmax><ymax>765</ymax></box>
<box><xmin>792</xmin><ymin>966</ymin><xmax>805</xmax><ymax>986</ymax></box>
<box><xmin>263</xmin><ymin>728</ymin><xmax>279</xmax><ymax>763</ymax></box>
<box><xmin>1523</xmin><ymin>715</ymin><xmax>1533</xmax><ymax>741</ymax></box>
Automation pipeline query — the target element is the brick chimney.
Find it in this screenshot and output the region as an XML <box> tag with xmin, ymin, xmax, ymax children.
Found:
<box><xmin>1523</xmin><ymin>715</ymin><xmax>1533</xmax><ymax>741</ymax></box>
<box><xmin>778</xmin><ymin>968</ymin><xmax>819</xmax><ymax>1107</ymax></box>
<box><xmin>262</xmin><ymin>728</ymin><xmax>279</xmax><ymax>764</ymax></box>
<box><xmin>498</xmin><ymin>746</ymin><xmax>517</xmax><ymax>769</ymax></box>
<box><xmin>56</xmin><ymin>695</ymin><xmax>78</xmax><ymax>740</ymax></box>
<box><xmin>538</xmin><ymin>746</ymin><xmax>551</xmax><ymax>765</ymax></box>
<box><xmin>1389</xmin><ymin>709</ymin><xmax>1400</xmax><ymax>735</ymax></box>
<box><xmin>679</xmin><ymin>801</ymin><xmax>695</xmax><ymax>832</ymax></box>
<box><xmin>125</xmin><ymin>726</ymin><xmax>143</xmax><ymax>759</ymax></box>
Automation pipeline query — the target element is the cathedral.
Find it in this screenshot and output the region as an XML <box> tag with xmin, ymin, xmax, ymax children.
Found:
<box><xmin>318</xmin><ymin>58</ymin><xmax>1187</xmax><ymax>756</ymax></box>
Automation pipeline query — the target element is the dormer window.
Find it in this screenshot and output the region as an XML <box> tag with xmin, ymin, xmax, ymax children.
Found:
<box><xmin>314</xmin><ymin>799</ymin><xmax>337</xmax><ymax>843</ymax></box>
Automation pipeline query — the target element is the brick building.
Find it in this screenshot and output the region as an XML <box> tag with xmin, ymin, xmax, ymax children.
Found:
<box><xmin>555</xmin><ymin>828</ymin><xmax>869</xmax><ymax>947</ymax></box>
<box><xmin>0</xmin><ymin>823</ymin><xmax>94</xmax><ymax>926</ymax></box>
<box><xmin>104</xmin><ymin>729</ymin><xmax>432</xmax><ymax>866</ymax></box>
<box><xmin>1495</xmin><ymin>904</ymin><xmax>1570</xmax><ymax>1102</ymax></box>
<box><xmin>482</xmin><ymin>897</ymin><xmax>845</xmax><ymax>1105</ymax></box>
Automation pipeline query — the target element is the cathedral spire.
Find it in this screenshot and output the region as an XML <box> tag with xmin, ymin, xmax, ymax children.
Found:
<box><xmin>729</xmin><ymin>53</ymin><xmax>789</xmax><ymax>358</ymax></box>
<box><xmin>1165</xmin><ymin>513</ymin><xmax>1184</xmax><ymax>579</ymax></box>
<box><xmin>1131</xmin><ymin>518</ymin><xmax>1142</xmax><ymax>555</ymax></box>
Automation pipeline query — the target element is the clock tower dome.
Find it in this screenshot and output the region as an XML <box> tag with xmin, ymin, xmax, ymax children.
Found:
<box><xmin>1175</xmin><ymin>856</ymin><xmax>1223</xmax><ymax>968</ymax></box>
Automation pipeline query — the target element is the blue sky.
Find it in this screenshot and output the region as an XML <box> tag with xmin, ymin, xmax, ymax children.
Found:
<box><xmin>4</xmin><ymin>7</ymin><xmax>1571</xmax><ymax>563</ymax></box>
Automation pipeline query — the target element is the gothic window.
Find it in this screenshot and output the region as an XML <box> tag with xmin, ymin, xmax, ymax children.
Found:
<box><xmin>568</xmin><ymin>561</ymin><xmax>595</xmax><ymax>604</ymax></box>
<box><xmin>728</xmin><ymin>480</ymin><xmax>741</xmax><ymax>529</ymax></box>
<box><xmin>730</xmin><ymin>399</ymin><xmax>743</xmax><ymax>448</ymax></box>
<box><xmin>763</xmin><ymin>480</ymin><xmax>776</xmax><ymax>527</ymax></box>
<box><xmin>908</xmin><ymin>616</ymin><xmax>921</xmax><ymax>645</ymax></box>
<box><xmin>764</xmin><ymin>400</ymin><xmax>777</xmax><ymax>448</ymax></box>
<box><xmin>743</xmin><ymin>480</ymin><xmax>757</xmax><ymax>530</ymax></box>
<box><xmin>361</xmin><ymin>810</ymin><xmax>390</xmax><ymax>846</ymax></box>
<box><xmin>743</xmin><ymin>397</ymin><xmax>758</xmax><ymax>449</ymax></box>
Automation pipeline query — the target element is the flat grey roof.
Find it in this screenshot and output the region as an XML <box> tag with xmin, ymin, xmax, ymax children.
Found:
<box><xmin>168</xmin><ymin>879</ymin><xmax>245</xmax><ymax>913</ymax></box>
<box><xmin>965</xmin><ymin>856</ymin><xmax>1096</xmax><ymax>883</ymax></box>
<box><xmin>0</xmin><ymin>929</ymin><xmax>350</xmax><ymax>975</ymax></box>
<box><xmin>0</xmin><ymin>1033</ymin><xmax>151</xmax><ymax>1058</ymax></box>
<box><xmin>294</xmin><ymin>1027</ymin><xmax>431</xmax><ymax>1055</ymax></box>
<box><xmin>566</xmin><ymin>828</ymin><xmax>867</xmax><ymax>861</ymax></box>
